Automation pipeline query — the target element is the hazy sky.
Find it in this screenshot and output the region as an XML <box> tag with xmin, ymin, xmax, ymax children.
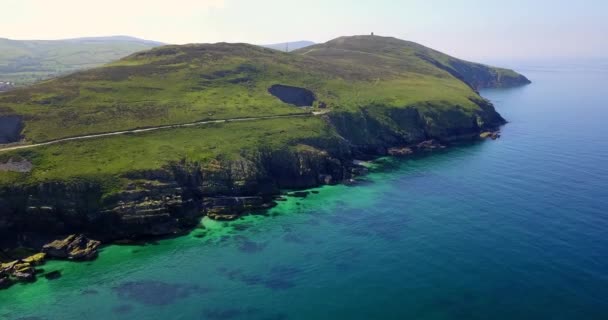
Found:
<box><xmin>3</xmin><ymin>0</ymin><xmax>607</xmax><ymax>60</ymax></box>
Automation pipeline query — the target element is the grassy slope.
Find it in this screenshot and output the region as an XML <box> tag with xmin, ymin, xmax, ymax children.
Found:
<box><xmin>0</xmin><ymin>117</ymin><xmax>332</xmax><ymax>194</ymax></box>
<box><xmin>295</xmin><ymin>35</ymin><xmax>530</xmax><ymax>89</ymax></box>
<box><xmin>0</xmin><ymin>41</ymin><xmax>478</xmax><ymax>143</ymax></box>
<box><xmin>0</xmin><ymin>36</ymin><xmax>526</xmax><ymax>193</ymax></box>
<box><xmin>0</xmin><ymin>37</ymin><xmax>162</xmax><ymax>86</ymax></box>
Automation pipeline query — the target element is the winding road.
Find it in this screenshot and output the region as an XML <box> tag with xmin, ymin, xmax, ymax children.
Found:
<box><xmin>0</xmin><ymin>111</ymin><xmax>328</xmax><ymax>153</ymax></box>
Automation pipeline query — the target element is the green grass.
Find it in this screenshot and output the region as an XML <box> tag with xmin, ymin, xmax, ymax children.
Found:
<box><xmin>0</xmin><ymin>116</ymin><xmax>332</xmax><ymax>193</ymax></box>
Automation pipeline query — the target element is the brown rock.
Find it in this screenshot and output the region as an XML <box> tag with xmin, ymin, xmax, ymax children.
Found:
<box><xmin>23</xmin><ymin>253</ymin><xmax>46</xmax><ymax>266</ymax></box>
<box><xmin>416</xmin><ymin>140</ymin><xmax>443</xmax><ymax>151</ymax></box>
<box><xmin>0</xmin><ymin>261</ymin><xmax>36</xmax><ymax>283</ymax></box>
<box><xmin>480</xmin><ymin>131</ymin><xmax>501</xmax><ymax>140</ymax></box>
<box><xmin>43</xmin><ymin>234</ymin><xmax>101</xmax><ymax>260</ymax></box>
<box><xmin>207</xmin><ymin>212</ymin><xmax>240</xmax><ymax>221</ymax></box>
<box><xmin>388</xmin><ymin>147</ymin><xmax>414</xmax><ymax>156</ymax></box>
<box><xmin>12</xmin><ymin>266</ymin><xmax>36</xmax><ymax>282</ymax></box>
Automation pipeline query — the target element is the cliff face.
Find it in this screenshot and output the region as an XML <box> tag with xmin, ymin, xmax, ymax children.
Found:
<box><xmin>0</xmin><ymin>99</ymin><xmax>505</xmax><ymax>248</ymax></box>
<box><xmin>0</xmin><ymin>145</ymin><xmax>353</xmax><ymax>246</ymax></box>
<box><xmin>415</xmin><ymin>54</ymin><xmax>531</xmax><ymax>90</ymax></box>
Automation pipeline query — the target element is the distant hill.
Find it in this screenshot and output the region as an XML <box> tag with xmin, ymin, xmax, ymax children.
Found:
<box><xmin>0</xmin><ymin>36</ymin><xmax>164</xmax><ymax>86</ymax></box>
<box><xmin>261</xmin><ymin>41</ymin><xmax>315</xmax><ymax>52</ymax></box>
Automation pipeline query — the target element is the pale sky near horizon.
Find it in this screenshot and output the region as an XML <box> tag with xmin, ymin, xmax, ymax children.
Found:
<box><xmin>3</xmin><ymin>0</ymin><xmax>607</xmax><ymax>61</ymax></box>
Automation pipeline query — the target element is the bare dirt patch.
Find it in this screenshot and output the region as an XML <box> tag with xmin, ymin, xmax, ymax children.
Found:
<box><xmin>0</xmin><ymin>158</ymin><xmax>32</xmax><ymax>173</ymax></box>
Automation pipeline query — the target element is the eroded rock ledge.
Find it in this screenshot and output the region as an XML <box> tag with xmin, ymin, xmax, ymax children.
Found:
<box><xmin>0</xmin><ymin>234</ymin><xmax>99</xmax><ymax>289</ymax></box>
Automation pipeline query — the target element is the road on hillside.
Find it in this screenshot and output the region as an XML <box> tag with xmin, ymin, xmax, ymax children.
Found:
<box><xmin>0</xmin><ymin>112</ymin><xmax>327</xmax><ymax>152</ymax></box>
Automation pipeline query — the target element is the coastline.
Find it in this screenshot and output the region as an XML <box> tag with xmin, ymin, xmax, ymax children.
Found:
<box><xmin>0</xmin><ymin>123</ymin><xmax>503</xmax><ymax>290</ymax></box>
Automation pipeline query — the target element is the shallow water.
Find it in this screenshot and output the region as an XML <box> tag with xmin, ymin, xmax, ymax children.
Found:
<box><xmin>2</xmin><ymin>61</ymin><xmax>608</xmax><ymax>319</ymax></box>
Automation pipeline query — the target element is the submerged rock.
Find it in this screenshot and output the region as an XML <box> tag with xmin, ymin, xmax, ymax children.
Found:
<box><xmin>205</xmin><ymin>196</ymin><xmax>276</xmax><ymax>221</ymax></box>
<box><xmin>0</xmin><ymin>275</ymin><xmax>13</xmax><ymax>289</ymax></box>
<box><xmin>44</xmin><ymin>270</ymin><xmax>62</xmax><ymax>280</ymax></box>
<box><xmin>42</xmin><ymin>234</ymin><xmax>101</xmax><ymax>260</ymax></box>
<box><xmin>288</xmin><ymin>191</ymin><xmax>310</xmax><ymax>198</ymax></box>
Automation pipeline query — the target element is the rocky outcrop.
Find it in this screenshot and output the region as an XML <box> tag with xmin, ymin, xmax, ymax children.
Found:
<box><xmin>416</xmin><ymin>54</ymin><xmax>531</xmax><ymax>90</ymax></box>
<box><xmin>205</xmin><ymin>196</ymin><xmax>276</xmax><ymax>221</ymax></box>
<box><xmin>388</xmin><ymin>147</ymin><xmax>414</xmax><ymax>156</ymax></box>
<box><xmin>42</xmin><ymin>234</ymin><xmax>100</xmax><ymax>260</ymax></box>
<box><xmin>480</xmin><ymin>131</ymin><xmax>501</xmax><ymax>140</ymax></box>
<box><xmin>0</xmin><ymin>253</ymin><xmax>47</xmax><ymax>289</ymax></box>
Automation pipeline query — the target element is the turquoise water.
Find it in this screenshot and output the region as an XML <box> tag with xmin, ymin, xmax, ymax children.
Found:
<box><xmin>2</xmin><ymin>61</ymin><xmax>608</xmax><ymax>319</ymax></box>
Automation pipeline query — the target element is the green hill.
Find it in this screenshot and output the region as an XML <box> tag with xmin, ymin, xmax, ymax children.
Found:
<box><xmin>0</xmin><ymin>35</ymin><xmax>529</xmax><ymax>245</ymax></box>
<box><xmin>295</xmin><ymin>35</ymin><xmax>531</xmax><ymax>89</ymax></box>
<box><xmin>0</xmin><ymin>36</ymin><xmax>163</xmax><ymax>87</ymax></box>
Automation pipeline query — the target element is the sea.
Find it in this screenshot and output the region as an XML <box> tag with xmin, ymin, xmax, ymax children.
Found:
<box><xmin>2</xmin><ymin>60</ymin><xmax>608</xmax><ymax>319</ymax></box>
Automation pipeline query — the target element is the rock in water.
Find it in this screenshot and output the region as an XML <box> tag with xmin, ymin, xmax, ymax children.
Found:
<box><xmin>23</xmin><ymin>252</ymin><xmax>46</xmax><ymax>266</ymax></box>
<box><xmin>480</xmin><ymin>131</ymin><xmax>501</xmax><ymax>140</ymax></box>
<box><xmin>12</xmin><ymin>265</ymin><xmax>36</xmax><ymax>282</ymax></box>
<box><xmin>42</xmin><ymin>234</ymin><xmax>101</xmax><ymax>260</ymax></box>
<box><xmin>44</xmin><ymin>270</ymin><xmax>62</xmax><ymax>280</ymax></box>
<box><xmin>388</xmin><ymin>147</ymin><xmax>414</xmax><ymax>157</ymax></box>
<box><xmin>0</xmin><ymin>275</ymin><xmax>13</xmax><ymax>289</ymax></box>
<box><xmin>0</xmin><ymin>259</ymin><xmax>37</xmax><ymax>285</ymax></box>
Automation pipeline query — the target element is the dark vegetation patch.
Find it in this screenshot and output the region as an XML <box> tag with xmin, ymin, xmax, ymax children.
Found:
<box><xmin>81</xmin><ymin>288</ymin><xmax>99</xmax><ymax>295</ymax></box>
<box><xmin>233</xmin><ymin>235</ymin><xmax>267</xmax><ymax>253</ymax></box>
<box><xmin>282</xmin><ymin>232</ymin><xmax>310</xmax><ymax>244</ymax></box>
<box><xmin>0</xmin><ymin>115</ymin><xmax>23</xmax><ymax>143</ymax></box>
<box><xmin>218</xmin><ymin>265</ymin><xmax>302</xmax><ymax>290</ymax></box>
<box><xmin>43</xmin><ymin>270</ymin><xmax>62</xmax><ymax>280</ymax></box>
<box><xmin>268</xmin><ymin>85</ymin><xmax>315</xmax><ymax>107</ymax></box>
<box><xmin>112</xmin><ymin>280</ymin><xmax>210</xmax><ymax>306</ymax></box>
<box><xmin>112</xmin><ymin>304</ymin><xmax>134</xmax><ymax>315</ymax></box>
<box><xmin>287</xmin><ymin>191</ymin><xmax>309</xmax><ymax>198</ymax></box>
<box><xmin>202</xmin><ymin>307</ymin><xmax>260</xmax><ymax>320</ymax></box>
<box><xmin>201</xmin><ymin>307</ymin><xmax>288</xmax><ymax>320</ymax></box>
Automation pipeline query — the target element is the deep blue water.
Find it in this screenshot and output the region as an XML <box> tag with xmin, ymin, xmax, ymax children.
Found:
<box><xmin>2</xmin><ymin>61</ymin><xmax>608</xmax><ymax>319</ymax></box>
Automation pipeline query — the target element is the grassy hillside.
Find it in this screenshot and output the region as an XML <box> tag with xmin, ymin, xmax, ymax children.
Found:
<box><xmin>0</xmin><ymin>36</ymin><xmax>163</xmax><ymax>86</ymax></box>
<box><xmin>0</xmin><ymin>40</ymin><xmax>483</xmax><ymax>143</ymax></box>
<box><xmin>0</xmin><ymin>35</ymin><xmax>528</xmax><ymax>194</ymax></box>
<box><xmin>295</xmin><ymin>35</ymin><xmax>530</xmax><ymax>89</ymax></box>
